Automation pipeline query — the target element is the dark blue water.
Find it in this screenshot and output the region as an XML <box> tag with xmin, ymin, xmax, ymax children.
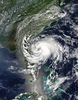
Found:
<box><xmin>0</xmin><ymin>48</ymin><xmax>25</xmax><ymax>100</ymax></box>
<box><xmin>0</xmin><ymin>0</ymin><xmax>78</xmax><ymax>100</ymax></box>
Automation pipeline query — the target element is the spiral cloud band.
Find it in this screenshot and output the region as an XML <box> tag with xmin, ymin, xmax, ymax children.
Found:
<box><xmin>22</xmin><ymin>35</ymin><xmax>63</xmax><ymax>69</ymax></box>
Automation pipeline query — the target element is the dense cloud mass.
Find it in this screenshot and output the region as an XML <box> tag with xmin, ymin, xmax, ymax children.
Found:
<box><xmin>21</xmin><ymin>2</ymin><xmax>78</xmax><ymax>100</ymax></box>
<box><xmin>0</xmin><ymin>0</ymin><xmax>78</xmax><ymax>100</ymax></box>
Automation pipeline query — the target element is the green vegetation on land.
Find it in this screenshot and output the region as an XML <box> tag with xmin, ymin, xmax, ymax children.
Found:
<box><xmin>0</xmin><ymin>0</ymin><xmax>64</xmax><ymax>51</ymax></box>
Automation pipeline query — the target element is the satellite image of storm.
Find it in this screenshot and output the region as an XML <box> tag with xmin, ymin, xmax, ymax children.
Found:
<box><xmin>0</xmin><ymin>0</ymin><xmax>78</xmax><ymax>100</ymax></box>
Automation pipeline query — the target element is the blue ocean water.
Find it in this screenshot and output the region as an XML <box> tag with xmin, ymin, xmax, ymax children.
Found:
<box><xmin>0</xmin><ymin>0</ymin><xmax>78</xmax><ymax>100</ymax></box>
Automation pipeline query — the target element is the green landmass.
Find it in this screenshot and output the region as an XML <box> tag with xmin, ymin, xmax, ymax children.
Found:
<box><xmin>0</xmin><ymin>0</ymin><xmax>64</xmax><ymax>52</ymax></box>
